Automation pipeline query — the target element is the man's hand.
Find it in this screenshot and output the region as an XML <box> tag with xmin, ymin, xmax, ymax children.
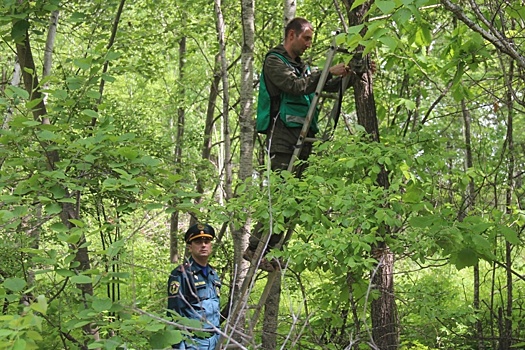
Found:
<box><xmin>329</xmin><ymin>63</ymin><xmax>351</xmax><ymax>77</ymax></box>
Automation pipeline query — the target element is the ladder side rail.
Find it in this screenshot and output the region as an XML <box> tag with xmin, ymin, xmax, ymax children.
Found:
<box><xmin>287</xmin><ymin>41</ymin><xmax>339</xmax><ymax>172</ymax></box>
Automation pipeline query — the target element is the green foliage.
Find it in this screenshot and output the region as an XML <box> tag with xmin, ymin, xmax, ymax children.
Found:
<box><xmin>1</xmin><ymin>0</ymin><xmax>524</xmax><ymax>348</ymax></box>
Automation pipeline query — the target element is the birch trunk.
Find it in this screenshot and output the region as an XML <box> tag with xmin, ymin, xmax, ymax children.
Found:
<box><xmin>229</xmin><ymin>0</ymin><xmax>255</xmax><ymax>343</ymax></box>
<box><xmin>283</xmin><ymin>0</ymin><xmax>296</xmax><ymax>36</ymax></box>
<box><xmin>214</xmin><ymin>0</ymin><xmax>233</xmax><ymax>204</ymax></box>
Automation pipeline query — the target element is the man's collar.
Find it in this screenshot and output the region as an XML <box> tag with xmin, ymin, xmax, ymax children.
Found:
<box><xmin>187</xmin><ymin>257</ymin><xmax>214</xmax><ymax>274</ymax></box>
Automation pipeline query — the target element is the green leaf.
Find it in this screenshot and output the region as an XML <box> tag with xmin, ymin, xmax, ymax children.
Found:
<box><xmin>66</xmin><ymin>77</ymin><xmax>83</xmax><ymax>90</ymax></box>
<box><xmin>12</xmin><ymin>338</ymin><xmax>27</xmax><ymax>350</ymax></box>
<box><xmin>11</xmin><ymin>19</ymin><xmax>29</xmax><ymax>42</ymax></box>
<box><xmin>145</xmin><ymin>203</ymin><xmax>164</xmax><ymax>210</ymax></box>
<box><xmin>73</xmin><ymin>57</ymin><xmax>92</xmax><ymax>70</ymax></box>
<box><xmin>25</xmin><ymin>98</ymin><xmax>43</xmax><ymax>110</ymax></box>
<box><xmin>141</xmin><ymin>155</ymin><xmax>162</xmax><ymax>167</ymax></box>
<box><xmin>82</xmin><ymin>109</ymin><xmax>99</xmax><ymax>118</ymax></box>
<box><xmin>149</xmin><ymin>329</ymin><xmax>183</xmax><ymax>349</ymax></box>
<box><xmin>92</xmin><ymin>297</ymin><xmax>113</xmax><ymax>312</ymax></box>
<box><xmin>346</xmin><ymin>25</ymin><xmax>364</xmax><ymax>36</ymax></box>
<box><xmin>6</xmin><ymin>86</ymin><xmax>30</xmax><ymax>100</ymax></box>
<box><xmin>86</xmin><ymin>90</ymin><xmax>101</xmax><ymax>99</ymax></box>
<box><xmin>22</xmin><ymin>120</ymin><xmax>42</xmax><ymax>127</ymax></box>
<box><xmin>108</xmin><ymin>240</ymin><xmax>125</xmax><ymax>258</ymax></box>
<box><xmin>55</xmin><ymin>269</ymin><xmax>76</xmax><ymax>277</ymax></box>
<box><xmin>0</xmin><ymin>329</ymin><xmax>14</xmax><ymax>337</ymax></box>
<box><xmin>392</xmin><ymin>8</ymin><xmax>412</xmax><ymax>26</ymax></box>
<box><xmin>409</xmin><ymin>215</ymin><xmax>438</xmax><ymax>228</ymax></box>
<box><xmin>350</xmin><ymin>0</ymin><xmax>367</xmax><ymax>10</ymax></box>
<box><xmin>3</xmin><ymin>277</ymin><xmax>27</xmax><ymax>292</ymax></box>
<box><xmin>105</xmin><ymin>51</ymin><xmax>122</xmax><ymax>61</ymax></box>
<box><xmin>451</xmin><ymin>248</ymin><xmax>478</xmax><ymax>269</ymax></box>
<box><xmin>63</xmin><ymin>232</ymin><xmax>82</xmax><ymax>244</ymax></box>
<box><xmin>37</xmin><ymin>130</ymin><xmax>58</xmax><ymax>141</ymax></box>
<box><xmin>117</xmin><ymin>147</ymin><xmax>139</xmax><ymax>159</ymax></box>
<box><xmin>71</xmin><ymin>320</ymin><xmax>91</xmax><ymax>329</ymax></box>
<box><xmin>375</xmin><ymin>0</ymin><xmax>396</xmax><ymax>14</ymax></box>
<box><xmin>30</xmin><ymin>295</ymin><xmax>48</xmax><ymax>315</ymax></box>
<box><xmin>70</xmin><ymin>12</ymin><xmax>86</xmax><ymax>22</ymax></box>
<box><xmin>102</xmin><ymin>73</ymin><xmax>116</xmax><ymax>82</ymax></box>
<box><xmin>71</xmin><ymin>275</ymin><xmax>92</xmax><ymax>284</ymax></box>
<box><xmin>51</xmin><ymin>89</ymin><xmax>68</xmax><ymax>99</ymax></box>
<box><xmin>499</xmin><ymin>226</ymin><xmax>520</xmax><ymax>245</ymax></box>
<box><xmin>335</xmin><ymin>32</ymin><xmax>346</xmax><ymax>46</ymax></box>
<box><xmin>88</xmin><ymin>342</ymin><xmax>105</xmax><ymax>349</ymax></box>
<box><xmin>378</xmin><ymin>36</ymin><xmax>398</xmax><ymax>51</ymax></box>
<box><xmin>146</xmin><ymin>323</ymin><xmax>165</xmax><ymax>332</ymax></box>
<box><xmin>68</xmin><ymin>219</ymin><xmax>85</xmax><ymax>227</ymax></box>
<box><xmin>415</xmin><ymin>24</ymin><xmax>432</xmax><ymax>46</ymax></box>
<box><xmin>44</xmin><ymin>202</ymin><xmax>62</xmax><ymax>215</ymax></box>
<box><xmin>50</xmin><ymin>222</ymin><xmax>68</xmax><ymax>232</ymax></box>
<box><xmin>471</xmin><ymin>234</ymin><xmax>491</xmax><ymax>253</ymax></box>
<box><xmin>0</xmin><ymin>209</ymin><xmax>15</xmax><ymax>221</ymax></box>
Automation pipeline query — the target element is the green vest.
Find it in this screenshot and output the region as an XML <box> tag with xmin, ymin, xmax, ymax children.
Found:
<box><xmin>256</xmin><ymin>52</ymin><xmax>319</xmax><ymax>134</ymax></box>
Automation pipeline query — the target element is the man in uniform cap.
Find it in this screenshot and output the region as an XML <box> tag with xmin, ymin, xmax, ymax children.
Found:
<box><xmin>167</xmin><ymin>223</ymin><xmax>222</xmax><ymax>349</ymax></box>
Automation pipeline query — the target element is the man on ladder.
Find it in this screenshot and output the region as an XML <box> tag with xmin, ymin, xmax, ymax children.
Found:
<box><xmin>244</xmin><ymin>17</ymin><xmax>352</xmax><ymax>271</ymax></box>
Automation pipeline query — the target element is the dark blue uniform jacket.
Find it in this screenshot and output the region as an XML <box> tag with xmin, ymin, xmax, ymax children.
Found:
<box><xmin>167</xmin><ymin>257</ymin><xmax>221</xmax><ymax>332</ymax></box>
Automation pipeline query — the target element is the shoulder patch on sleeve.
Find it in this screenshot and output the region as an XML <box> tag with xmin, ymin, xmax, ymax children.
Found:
<box><xmin>169</xmin><ymin>280</ymin><xmax>180</xmax><ymax>295</ymax></box>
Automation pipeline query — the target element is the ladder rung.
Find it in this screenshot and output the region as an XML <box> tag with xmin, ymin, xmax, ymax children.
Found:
<box><xmin>287</xmin><ymin>35</ymin><xmax>343</xmax><ymax>173</ymax></box>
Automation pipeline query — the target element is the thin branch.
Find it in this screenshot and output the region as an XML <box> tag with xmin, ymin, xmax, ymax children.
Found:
<box><xmin>440</xmin><ymin>0</ymin><xmax>525</xmax><ymax>69</ymax></box>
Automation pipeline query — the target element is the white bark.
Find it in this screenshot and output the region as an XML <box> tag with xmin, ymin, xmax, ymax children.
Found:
<box><xmin>214</xmin><ymin>0</ymin><xmax>232</xmax><ymax>203</ymax></box>
<box><xmin>2</xmin><ymin>60</ymin><xmax>21</xmax><ymax>130</ymax></box>
<box><xmin>283</xmin><ymin>0</ymin><xmax>296</xmax><ymax>28</ymax></box>
<box><xmin>43</xmin><ymin>10</ymin><xmax>59</xmax><ymax>78</ymax></box>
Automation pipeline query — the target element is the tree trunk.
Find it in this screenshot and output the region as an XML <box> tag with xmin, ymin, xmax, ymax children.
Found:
<box><xmin>282</xmin><ymin>0</ymin><xmax>296</xmax><ymax>37</ymax></box>
<box><xmin>262</xmin><ymin>272</ymin><xmax>281</xmax><ymax>350</ymax></box>
<box><xmin>501</xmin><ymin>56</ymin><xmax>515</xmax><ymax>350</ymax></box>
<box><xmin>254</xmin><ymin>8</ymin><xmax>298</xmax><ymax>349</ymax></box>
<box><xmin>214</xmin><ymin>0</ymin><xmax>232</xmax><ymax>204</ymax></box>
<box><xmin>13</xmin><ymin>1</ymin><xmax>130</xmax><ymax>344</ymax></box>
<box><xmin>169</xmin><ymin>35</ymin><xmax>187</xmax><ymax>264</ymax></box>
<box><xmin>370</xmin><ymin>248</ymin><xmax>397</xmax><ymax>349</ymax></box>
<box><xmin>343</xmin><ymin>1</ymin><xmax>399</xmax><ymax>348</ymax></box>
<box><xmin>197</xmin><ymin>54</ymin><xmax>221</xmax><ymax>200</ymax></box>
<box><xmin>229</xmin><ymin>0</ymin><xmax>255</xmax><ymax>344</ymax></box>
